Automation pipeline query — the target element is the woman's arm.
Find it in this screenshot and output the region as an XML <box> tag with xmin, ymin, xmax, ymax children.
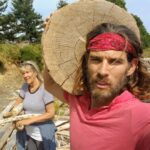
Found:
<box><xmin>16</xmin><ymin>102</ymin><xmax>55</xmax><ymax>128</ymax></box>
<box><xmin>43</xmin><ymin>66</ymin><xmax>67</xmax><ymax>102</ymax></box>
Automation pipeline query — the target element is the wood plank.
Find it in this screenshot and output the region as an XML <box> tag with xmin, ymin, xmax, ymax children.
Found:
<box><xmin>57</xmin><ymin>123</ymin><xmax>70</xmax><ymax>132</ymax></box>
<box><xmin>0</xmin><ymin>114</ymin><xmax>40</xmax><ymax>125</ymax></box>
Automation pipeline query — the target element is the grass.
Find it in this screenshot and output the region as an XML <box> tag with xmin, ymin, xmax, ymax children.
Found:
<box><xmin>0</xmin><ymin>44</ymin><xmax>20</xmax><ymax>63</ymax></box>
<box><xmin>54</xmin><ymin>99</ymin><xmax>69</xmax><ymax>116</ymax></box>
<box><xmin>143</xmin><ymin>48</ymin><xmax>150</xmax><ymax>57</ymax></box>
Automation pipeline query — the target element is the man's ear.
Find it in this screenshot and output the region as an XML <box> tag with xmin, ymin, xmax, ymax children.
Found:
<box><xmin>127</xmin><ymin>58</ymin><xmax>138</xmax><ymax>76</ymax></box>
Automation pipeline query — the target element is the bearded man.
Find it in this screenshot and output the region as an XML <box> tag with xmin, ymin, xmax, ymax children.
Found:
<box><xmin>42</xmin><ymin>1</ymin><xmax>150</xmax><ymax>150</ymax></box>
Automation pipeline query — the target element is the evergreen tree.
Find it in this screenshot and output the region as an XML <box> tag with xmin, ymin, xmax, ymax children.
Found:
<box><xmin>57</xmin><ymin>0</ymin><xmax>68</xmax><ymax>9</ymax></box>
<box><xmin>0</xmin><ymin>0</ymin><xmax>7</xmax><ymax>15</ymax></box>
<box><xmin>1</xmin><ymin>13</ymin><xmax>17</xmax><ymax>41</ymax></box>
<box><xmin>0</xmin><ymin>0</ymin><xmax>8</xmax><ymax>42</ymax></box>
<box><xmin>107</xmin><ymin>0</ymin><xmax>126</xmax><ymax>10</ymax></box>
<box><xmin>11</xmin><ymin>0</ymin><xmax>43</xmax><ymax>42</ymax></box>
<box><xmin>133</xmin><ymin>15</ymin><xmax>150</xmax><ymax>48</ymax></box>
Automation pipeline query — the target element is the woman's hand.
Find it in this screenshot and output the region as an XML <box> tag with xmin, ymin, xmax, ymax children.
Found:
<box><xmin>15</xmin><ymin>119</ymin><xmax>31</xmax><ymax>130</ymax></box>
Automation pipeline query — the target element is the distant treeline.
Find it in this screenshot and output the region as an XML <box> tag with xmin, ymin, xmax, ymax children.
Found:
<box><xmin>0</xmin><ymin>0</ymin><xmax>67</xmax><ymax>43</ymax></box>
<box><xmin>0</xmin><ymin>0</ymin><xmax>150</xmax><ymax>49</ymax></box>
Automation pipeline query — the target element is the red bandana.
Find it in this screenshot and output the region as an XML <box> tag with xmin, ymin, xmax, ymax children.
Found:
<box><xmin>87</xmin><ymin>32</ymin><xmax>136</xmax><ymax>56</ymax></box>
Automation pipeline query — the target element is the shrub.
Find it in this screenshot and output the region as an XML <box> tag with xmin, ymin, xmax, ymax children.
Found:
<box><xmin>20</xmin><ymin>44</ymin><xmax>43</xmax><ymax>70</ymax></box>
<box><xmin>143</xmin><ymin>48</ymin><xmax>150</xmax><ymax>57</ymax></box>
<box><xmin>0</xmin><ymin>44</ymin><xmax>20</xmax><ymax>63</ymax></box>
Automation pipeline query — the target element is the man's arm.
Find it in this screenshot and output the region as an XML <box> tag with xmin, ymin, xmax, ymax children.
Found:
<box><xmin>43</xmin><ymin>66</ymin><xmax>67</xmax><ymax>102</ymax></box>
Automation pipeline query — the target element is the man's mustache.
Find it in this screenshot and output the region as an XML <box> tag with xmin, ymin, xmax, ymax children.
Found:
<box><xmin>93</xmin><ymin>73</ymin><xmax>110</xmax><ymax>84</ymax></box>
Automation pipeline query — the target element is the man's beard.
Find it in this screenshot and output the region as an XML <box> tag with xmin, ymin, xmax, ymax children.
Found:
<box><xmin>87</xmin><ymin>72</ymin><xmax>128</xmax><ymax>106</ymax></box>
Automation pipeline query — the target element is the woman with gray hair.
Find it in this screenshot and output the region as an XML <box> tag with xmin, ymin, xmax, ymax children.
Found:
<box><xmin>15</xmin><ymin>61</ymin><xmax>56</xmax><ymax>150</ymax></box>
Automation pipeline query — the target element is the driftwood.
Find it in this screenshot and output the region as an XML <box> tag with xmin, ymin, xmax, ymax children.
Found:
<box><xmin>0</xmin><ymin>114</ymin><xmax>40</xmax><ymax>125</ymax></box>
<box><xmin>3</xmin><ymin>103</ymin><xmax>23</xmax><ymax>118</ymax></box>
<box><xmin>3</xmin><ymin>129</ymin><xmax>16</xmax><ymax>150</ymax></box>
<box><xmin>0</xmin><ymin>101</ymin><xmax>24</xmax><ymax>149</ymax></box>
<box><xmin>0</xmin><ymin>101</ymin><xmax>23</xmax><ymax>149</ymax></box>
<box><xmin>0</xmin><ymin>123</ymin><xmax>14</xmax><ymax>150</ymax></box>
<box><xmin>57</xmin><ymin>123</ymin><xmax>70</xmax><ymax>132</ymax></box>
<box><xmin>56</xmin><ymin>130</ymin><xmax>70</xmax><ymax>149</ymax></box>
<box><xmin>0</xmin><ymin>101</ymin><xmax>16</xmax><ymax>119</ymax></box>
<box><xmin>0</xmin><ymin>101</ymin><xmax>70</xmax><ymax>150</ymax></box>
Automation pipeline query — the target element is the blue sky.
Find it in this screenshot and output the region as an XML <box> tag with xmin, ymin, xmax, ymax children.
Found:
<box><xmin>33</xmin><ymin>0</ymin><xmax>75</xmax><ymax>18</ymax></box>
<box><xmin>7</xmin><ymin>0</ymin><xmax>150</xmax><ymax>33</ymax></box>
<box><xmin>125</xmin><ymin>0</ymin><xmax>150</xmax><ymax>33</ymax></box>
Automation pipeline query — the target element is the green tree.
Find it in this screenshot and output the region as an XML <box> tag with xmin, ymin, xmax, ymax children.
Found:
<box><xmin>0</xmin><ymin>0</ymin><xmax>7</xmax><ymax>15</ymax></box>
<box><xmin>1</xmin><ymin>13</ymin><xmax>17</xmax><ymax>41</ymax></box>
<box><xmin>0</xmin><ymin>0</ymin><xmax>8</xmax><ymax>42</ymax></box>
<box><xmin>57</xmin><ymin>0</ymin><xmax>68</xmax><ymax>9</ymax></box>
<box><xmin>107</xmin><ymin>0</ymin><xmax>126</xmax><ymax>10</ymax></box>
<box><xmin>133</xmin><ymin>15</ymin><xmax>150</xmax><ymax>48</ymax></box>
<box><xmin>11</xmin><ymin>0</ymin><xmax>43</xmax><ymax>43</ymax></box>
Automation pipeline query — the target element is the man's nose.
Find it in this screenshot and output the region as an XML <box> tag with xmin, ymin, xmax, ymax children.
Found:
<box><xmin>98</xmin><ymin>61</ymin><xmax>109</xmax><ymax>76</ymax></box>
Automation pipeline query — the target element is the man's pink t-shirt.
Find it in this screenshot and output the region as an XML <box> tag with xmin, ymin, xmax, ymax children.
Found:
<box><xmin>64</xmin><ymin>90</ymin><xmax>150</xmax><ymax>150</ymax></box>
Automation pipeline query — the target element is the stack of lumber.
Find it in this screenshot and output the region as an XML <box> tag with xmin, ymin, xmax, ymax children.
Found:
<box><xmin>0</xmin><ymin>101</ymin><xmax>70</xmax><ymax>150</ymax></box>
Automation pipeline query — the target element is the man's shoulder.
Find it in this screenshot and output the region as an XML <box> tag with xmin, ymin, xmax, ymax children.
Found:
<box><xmin>131</xmin><ymin>101</ymin><xmax>150</xmax><ymax>122</ymax></box>
<box><xmin>64</xmin><ymin>91</ymin><xmax>90</xmax><ymax>104</ymax></box>
<box><xmin>133</xmin><ymin>100</ymin><xmax>150</xmax><ymax>111</ymax></box>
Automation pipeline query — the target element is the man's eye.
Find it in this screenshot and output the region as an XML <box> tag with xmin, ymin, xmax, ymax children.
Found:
<box><xmin>90</xmin><ymin>57</ymin><xmax>102</xmax><ymax>63</ymax></box>
<box><xmin>110</xmin><ymin>60</ymin><xmax>122</xmax><ymax>65</ymax></box>
<box><xmin>90</xmin><ymin>58</ymin><xmax>100</xmax><ymax>63</ymax></box>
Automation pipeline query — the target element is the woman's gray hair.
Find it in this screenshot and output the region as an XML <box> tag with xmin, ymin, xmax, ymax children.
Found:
<box><xmin>20</xmin><ymin>60</ymin><xmax>43</xmax><ymax>82</ymax></box>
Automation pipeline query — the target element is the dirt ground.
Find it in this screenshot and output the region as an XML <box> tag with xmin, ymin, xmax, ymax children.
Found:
<box><xmin>0</xmin><ymin>63</ymin><xmax>23</xmax><ymax>111</ymax></box>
